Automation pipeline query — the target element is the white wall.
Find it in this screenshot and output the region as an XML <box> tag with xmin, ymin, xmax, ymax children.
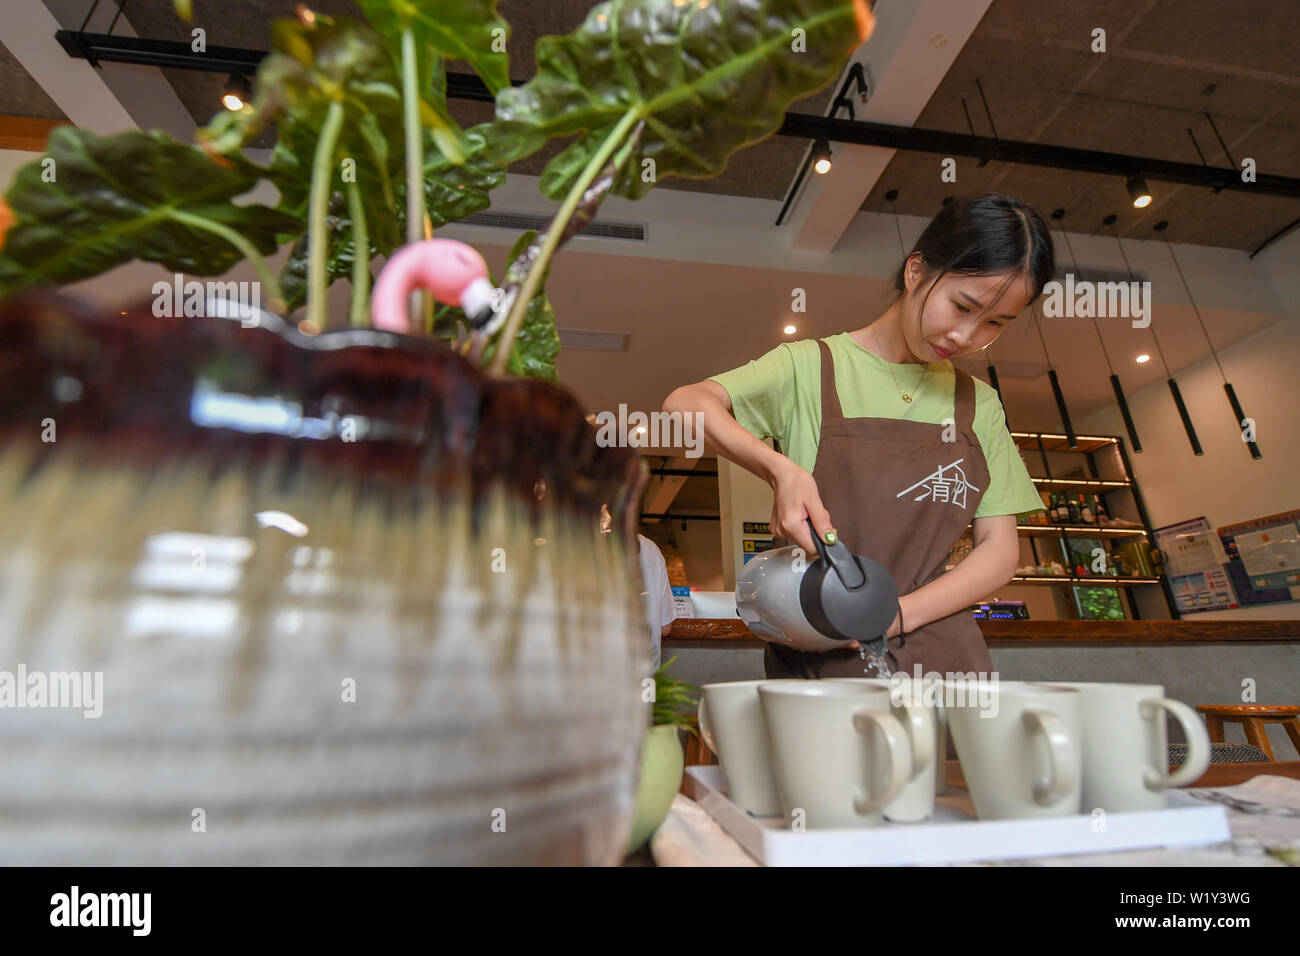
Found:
<box><xmin>1074</xmin><ymin>226</ymin><xmax>1300</xmax><ymax>621</ymax></box>
<box><xmin>674</xmin><ymin>519</ymin><xmax>724</xmax><ymax>591</ymax></box>
<box><xmin>717</xmin><ymin>457</ymin><xmax>776</xmax><ymax>592</ymax></box>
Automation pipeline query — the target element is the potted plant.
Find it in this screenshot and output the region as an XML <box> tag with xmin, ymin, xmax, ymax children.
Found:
<box><xmin>626</xmin><ymin>656</ymin><xmax>702</xmax><ymax>854</ymax></box>
<box><xmin>0</xmin><ymin>0</ymin><xmax>873</xmax><ymax>864</ymax></box>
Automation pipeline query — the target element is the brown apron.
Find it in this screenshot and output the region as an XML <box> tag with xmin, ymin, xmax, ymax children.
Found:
<box><xmin>764</xmin><ymin>338</ymin><xmax>994</xmax><ymax>680</ymax></box>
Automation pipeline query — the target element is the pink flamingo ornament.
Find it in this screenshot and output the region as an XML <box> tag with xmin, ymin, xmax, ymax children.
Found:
<box><xmin>371</xmin><ymin>238</ymin><xmax>497</xmax><ymax>334</ymax></box>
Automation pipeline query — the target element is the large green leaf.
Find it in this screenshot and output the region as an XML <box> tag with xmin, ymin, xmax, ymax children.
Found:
<box><xmin>354</xmin><ymin>0</ymin><xmax>511</xmax><ymax>96</ymax></box>
<box><xmin>270</xmin><ymin>111</ymin><xmax>401</xmax><ymax>257</ymax></box>
<box><xmin>485</xmin><ymin>0</ymin><xmax>867</xmax><ymax>200</ymax></box>
<box><xmin>203</xmin><ymin>15</ymin><xmax>406</xmax><ymax>247</ymax></box>
<box><xmin>199</xmin><ymin>14</ymin><xmax>414</xmax><ymax>312</ymax></box>
<box><xmin>398</xmin><ymin>124</ymin><xmax>506</xmax><ymax>234</ymax></box>
<box><xmin>0</xmin><ymin>127</ymin><xmax>299</xmax><ymax>297</ymax></box>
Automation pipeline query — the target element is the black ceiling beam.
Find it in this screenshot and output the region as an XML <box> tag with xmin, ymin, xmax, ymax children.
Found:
<box><xmin>57</xmin><ymin>30</ymin><xmax>1300</xmax><ymax>201</ymax></box>
<box><xmin>778</xmin><ymin>112</ymin><xmax>1300</xmax><ymax>201</ymax></box>
<box><xmin>55</xmin><ymin>30</ymin><xmax>265</xmax><ymax>74</ymax></box>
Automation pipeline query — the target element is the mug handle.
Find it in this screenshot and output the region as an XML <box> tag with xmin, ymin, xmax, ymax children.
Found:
<box><xmin>697</xmin><ymin>697</ymin><xmax>717</xmax><ymax>756</ymax></box>
<box><xmin>1139</xmin><ymin>698</ymin><xmax>1211</xmax><ymax>789</ymax></box>
<box><xmin>1022</xmin><ymin>708</ymin><xmax>1078</xmax><ymax>807</ymax></box>
<box><xmin>897</xmin><ymin>699</ymin><xmax>934</xmax><ymax>783</ymax></box>
<box><xmin>850</xmin><ymin>709</ymin><xmax>912</xmax><ymax>815</ymax></box>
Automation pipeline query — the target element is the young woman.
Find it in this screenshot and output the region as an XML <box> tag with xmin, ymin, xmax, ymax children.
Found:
<box><xmin>663</xmin><ymin>193</ymin><xmax>1055</xmax><ymax>679</ymax></box>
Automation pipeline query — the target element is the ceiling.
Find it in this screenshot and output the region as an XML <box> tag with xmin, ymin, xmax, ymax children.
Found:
<box><xmin>861</xmin><ymin>0</ymin><xmax>1300</xmax><ymax>251</ymax></box>
<box><xmin>5</xmin><ymin>0</ymin><xmax>1295</xmax><ymax>249</ymax></box>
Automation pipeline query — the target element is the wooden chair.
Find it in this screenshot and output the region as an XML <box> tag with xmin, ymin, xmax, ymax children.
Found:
<box><xmin>679</xmin><ymin>731</ymin><xmax>717</xmax><ymax>797</ymax></box>
<box><xmin>1196</xmin><ymin>704</ymin><xmax>1300</xmax><ymax>761</ymax></box>
<box><xmin>683</xmin><ymin>732</ymin><xmax>716</xmax><ymax>767</ymax></box>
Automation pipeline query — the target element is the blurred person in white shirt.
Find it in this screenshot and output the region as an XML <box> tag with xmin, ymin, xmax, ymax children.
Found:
<box><xmin>598</xmin><ymin>503</ymin><xmax>676</xmax><ymax>672</ymax></box>
<box><xmin>637</xmin><ymin>533</ymin><xmax>676</xmax><ymax>673</ymax></box>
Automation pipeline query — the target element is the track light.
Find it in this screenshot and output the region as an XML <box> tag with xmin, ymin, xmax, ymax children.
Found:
<box><xmin>222</xmin><ymin>73</ymin><xmax>252</xmax><ymax>111</ymax></box>
<box><xmin>811</xmin><ymin>136</ymin><xmax>832</xmax><ymax>174</ymax></box>
<box><xmin>1127</xmin><ymin>175</ymin><xmax>1152</xmax><ymax>209</ymax></box>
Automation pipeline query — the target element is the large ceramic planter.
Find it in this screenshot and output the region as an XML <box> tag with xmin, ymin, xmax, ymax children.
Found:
<box><xmin>0</xmin><ymin>294</ymin><xmax>649</xmax><ymax>864</ymax></box>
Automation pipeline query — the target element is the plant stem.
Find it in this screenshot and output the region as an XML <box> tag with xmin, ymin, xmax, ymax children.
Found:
<box><xmin>167</xmin><ymin>208</ymin><xmax>284</xmax><ymax>307</ymax></box>
<box><xmin>401</xmin><ymin>25</ymin><xmax>426</xmax><ymax>332</ymax></box>
<box><xmin>488</xmin><ymin>108</ymin><xmax>644</xmax><ymax>377</ymax></box>
<box><xmin>344</xmin><ymin>177</ymin><xmax>370</xmax><ymax>328</ymax></box>
<box><xmin>401</xmin><ymin>27</ymin><xmax>424</xmax><ymax>247</ymax></box>
<box><xmin>308</xmin><ymin>100</ymin><xmax>346</xmax><ymax>331</ymax></box>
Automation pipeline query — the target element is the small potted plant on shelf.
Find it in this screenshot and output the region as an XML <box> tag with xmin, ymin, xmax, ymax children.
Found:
<box><xmin>627</xmin><ymin>656</ymin><xmax>702</xmax><ymax>854</ymax></box>
<box><xmin>0</xmin><ymin>0</ymin><xmax>874</xmax><ymax>865</ymax></box>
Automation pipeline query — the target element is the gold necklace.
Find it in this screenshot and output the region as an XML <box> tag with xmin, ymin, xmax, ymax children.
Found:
<box><xmin>870</xmin><ymin>325</ymin><xmax>928</xmax><ymax>404</ymax></box>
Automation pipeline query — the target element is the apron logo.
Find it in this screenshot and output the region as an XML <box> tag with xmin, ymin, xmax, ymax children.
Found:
<box><xmin>897</xmin><ymin>458</ymin><xmax>980</xmax><ymax>509</ymax></box>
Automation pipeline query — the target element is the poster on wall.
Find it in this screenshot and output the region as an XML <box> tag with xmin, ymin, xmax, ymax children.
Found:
<box><xmin>741</xmin><ymin>522</ymin><xmax>776</xmax><ymax>564</ymax></box>
<box><xmin>1218</xmin><ymin>509</ymin><xmax>1300</xmax><ymax>607</ymax></box>
<box><xmin>1152</xmin><ymin>517</ymin><xmax>1238</xmax><ymax>613</ymax></box>
<box><xmin>670</xmin><ymin>585</ymin><xmax>694</xmax><ymax>619</ymax></box>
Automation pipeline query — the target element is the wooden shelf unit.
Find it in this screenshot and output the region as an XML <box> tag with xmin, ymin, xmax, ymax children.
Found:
<box><xmin>1004</xmin><ymin>430</ymin><xmax>1177</xmax><ymax>619</ymax></box>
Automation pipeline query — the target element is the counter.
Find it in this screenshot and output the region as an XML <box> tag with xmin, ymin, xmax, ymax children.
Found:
<box><xmin>666</xmin><ymin>618</ymin><xmax>1300</xmax><ymax>645</ymax></box>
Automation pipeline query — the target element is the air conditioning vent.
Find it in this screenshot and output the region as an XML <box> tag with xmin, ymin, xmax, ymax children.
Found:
<box><xmin>459</xmin><ymin>209</ymin><xmax>648</xmax><ymax>242</ymax></box>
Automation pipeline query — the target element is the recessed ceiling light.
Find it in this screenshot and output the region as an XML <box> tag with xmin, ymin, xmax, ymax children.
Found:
<box><xmin>783</xmin><ymin>324</ymin><xmax>797</xmax><ymax>335</ymax></box>
<box><xmin>1136</xmin><ymin>354</ymin><xmax>1150</xmax><ymax>363</ymax></box>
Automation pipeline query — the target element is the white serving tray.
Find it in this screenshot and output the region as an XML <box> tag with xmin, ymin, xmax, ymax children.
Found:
<box><xmin>684</xmin><ymin>765</ymin><xmax>1230</xmax><ymax>866</ymax></box>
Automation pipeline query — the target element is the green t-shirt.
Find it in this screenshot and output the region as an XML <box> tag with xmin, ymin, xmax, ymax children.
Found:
<box><xmin>709</xmin><ymin>332</ymin><xmax>1045</xmax><ymax>521</ymax></box>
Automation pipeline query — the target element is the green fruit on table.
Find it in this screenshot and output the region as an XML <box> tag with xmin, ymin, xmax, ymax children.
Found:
<box><xmin>626</xmin><ymin>724</ymin><xmax>686</xmax><ymax>855</ymax></box>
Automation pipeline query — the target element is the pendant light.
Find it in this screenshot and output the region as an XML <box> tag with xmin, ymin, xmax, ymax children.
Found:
<box><xmin>811</xmin><ymin>136</ymin><xmax>832</xmax><ymax>174</ymax></box>
<box><xmin>1030</xmin><ymin>210</ymin><xmax>1076</xmax><ymax>448</ymax></box>
<box><xmin>1105</xmin><ymin>218</ymin><xmax>1202</xmax><ymax>455</ymax></box>
<box><xmin>1032</xmin><ymin>308</ymin><xmax>1077</xmax><ymax>448</ymax></box>
<box><xmin>1051</xmin><ymin>210</ymin><xmax>1144</xmax><ymax>454</ymax></box>
<box><xmin>1155</xmin><ymin>220</ymin><xmax>1261</xmax><ymax>459</ymax></box>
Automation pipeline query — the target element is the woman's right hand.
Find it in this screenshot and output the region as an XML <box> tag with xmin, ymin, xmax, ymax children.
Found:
<box><xmin>770</xmin><ymin>461</ymin><xmax>835</xmax><ymax>556</ymax></box>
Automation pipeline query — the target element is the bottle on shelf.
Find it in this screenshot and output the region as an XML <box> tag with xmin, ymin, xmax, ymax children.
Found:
<box><xmin>1066</xmin><ymin>495</ymin><xmax>1081</xmax><ymax>524</ymax></box>
<box><xmin>1094</xmin><ymin>494</ymin><xmax>1110</xmax><ymax>526</ymax></box>
<box><xmin>1054</xmin><ymin>493</ymin><xmax>1068</xmax><ymax>524</ymax></box>
<box><xmin>1080</xmin><ymin>494</ymin><xmax>1095</xmax><ymax>525</ymax></box>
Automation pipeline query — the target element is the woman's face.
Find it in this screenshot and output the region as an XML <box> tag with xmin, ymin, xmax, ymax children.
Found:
<box><xmin>899</xmin><ymin>255</ymin><xmax>1034</xmax><ymax>362</ymax></box>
